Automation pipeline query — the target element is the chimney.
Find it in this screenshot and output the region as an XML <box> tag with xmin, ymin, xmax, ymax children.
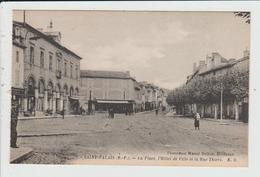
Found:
<box><xmin>198</xmin><ymin>60</ymin><xmax>206</xmax><ymax>69</ymax></box>
<box><xmin>212</xmin><ymin>52</ymin><xmax>221</xmax><ymax>66</ymax></box>
<box><xmin>193</xmin><ymin>62</ymin><xmax>197</xmax><ymax>73</ymax></box>
<box><xmin>206</xmin><ymin>55</ymin><xmax>212</xmax><ymax>69</ymax></box>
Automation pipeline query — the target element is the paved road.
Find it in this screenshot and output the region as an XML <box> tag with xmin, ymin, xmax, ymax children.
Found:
<box><xmin>16</xmin><ymin>112</ymin><xmax>248</xmax><ymax>165</ymax></box>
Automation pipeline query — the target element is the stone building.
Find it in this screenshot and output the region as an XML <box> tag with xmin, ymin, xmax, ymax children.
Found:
<box><xmin>80</xmin><ymin>70</ymin><xmax>136</xmax><ymax>113</ymax></box>
<box><xmin>13</xmin><ymin>21</ymin><xmax>81</xmax><ymax>117</ymax></box>
<box><xmin>184</xmin><ymin>51</ymin><xmax>249</xmax><ymax>122</ymax></box>
<box><xmin>12</xmin><ymin>30</ymin><xmax>26</xmax><ymax>116</ymax></box>
<box><xmin>138</xmin><ymin>81</ymin><xmax>166</xmax><ymax>111</ymax></box>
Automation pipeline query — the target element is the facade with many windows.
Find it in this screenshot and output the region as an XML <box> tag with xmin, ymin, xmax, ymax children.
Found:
<box><xmin>12</xmin><ymin>35</ymin><xmax>26</xmax><ymax>116</ymax></box>
<box><xmin>13</xmin><ymin>21</ymin><xmax>81</xmax><ymax>117</ymax></box>
<box><xmin>184</xmin><ymin>51</ymin><xmax>249</xmax><ymax>122</ymax></box>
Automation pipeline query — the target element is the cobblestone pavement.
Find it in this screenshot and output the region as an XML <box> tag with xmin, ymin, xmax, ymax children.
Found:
<box><xmin>16</xmin><ymin>112</ymin><xmax>248</xmax><ymax>164</ymax></box>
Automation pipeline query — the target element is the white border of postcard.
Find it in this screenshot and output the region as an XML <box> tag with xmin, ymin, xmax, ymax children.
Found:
<box><xmin>1</xmin><ymin>1</ymin><xmax>260</xmax><ymax>177</ymax></box>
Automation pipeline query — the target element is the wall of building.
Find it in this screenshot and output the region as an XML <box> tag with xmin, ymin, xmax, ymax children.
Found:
<box><xmin>12</xmin><ymin>45</ymin><xmax>24</xmax><ymax>89</ymax></box>
<box><xmin>80</xmin><ymin>77</ymin><xmax>135</xmax><ymax>105</ymax></box>
<box><xmin>14</xmin><ymin>23</ymin><xmax>81</xmax><ymax>116</ymax></box>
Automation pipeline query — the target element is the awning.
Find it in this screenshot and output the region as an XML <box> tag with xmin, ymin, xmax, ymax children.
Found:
<box><xmin>69</xmin><ymin>96</ymin><xmax>80</xmax><ymax>100</ymax></box>
<box><xmin>96</xmin><ymin>100</ymin><xmax>134</xmax><ymax>104</ymax></box>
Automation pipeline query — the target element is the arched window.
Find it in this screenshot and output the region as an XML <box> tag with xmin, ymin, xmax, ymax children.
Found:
<box><xmin>70</xmin><ymin>87</ymin><xmax>74</xmax><ymax>97</ymax></box>
<box><xmin>56</xmin><ymin>83</ymin><xmax>61</xmax><ymax>93</ymax></box>
<box><xmin>28</xmin><ymin>77</ymin><xmax>35</xmax><ymax>96</ymax></box>
<box><xmin>47</xmin><ymin>81</ymin><xmax>53</xmax><ymax>98</ymax></box>
<box><xmin>63</xmin><ymin>84</ymin><xmax>68</xmax><ymax>96</ymax></box>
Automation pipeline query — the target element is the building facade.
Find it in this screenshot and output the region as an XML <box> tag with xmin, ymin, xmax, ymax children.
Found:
<box><xmin>13</xmin><ymin>21</ymin><xmax>81</xmax><ymax>117</ymax></box>
<box><xmin>12</xmin><ymin>35</ymin><xmax>26</xmax><ymax>116</ymax></box>
<box><xmin>80</xmin><ymin>70</ymin><xmax>136</xmax><ymax>113</ymax></box>
<box><xmin>184</xmin><ymin>51</ymin><xmax>249</xmax><ymax>122</ymax></box>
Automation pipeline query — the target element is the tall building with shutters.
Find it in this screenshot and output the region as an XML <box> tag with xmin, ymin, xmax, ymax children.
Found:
<box><xmin>13</xmin><ymin>21</ymin><xmax>82</xmax><ymax>117</ymax></box>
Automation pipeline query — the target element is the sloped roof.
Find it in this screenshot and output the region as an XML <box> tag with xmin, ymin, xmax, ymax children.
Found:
<box><xmin>80</xmin><ymin>70</ymin><xmax>132</xmax><ymax>79</ymax></box>
<box><xmin>199</xmin><ymin>63</ymin><xmax>233</xmax><ymax>75</ymax></box>
<box><xmin>13</xmin><ymin>21</ymin><xmax>81</xmax><ymax>60</ymax></box>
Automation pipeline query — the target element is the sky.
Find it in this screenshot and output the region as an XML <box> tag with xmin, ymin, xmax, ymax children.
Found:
<box><xmin>13</xmin><ymin>10</ymin><xmax>250</xmax><ymax>89</ymax></box>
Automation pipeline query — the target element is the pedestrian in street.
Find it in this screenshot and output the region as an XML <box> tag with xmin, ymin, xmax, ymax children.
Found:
<box><xmin>155</xmin><ymin>108</ymin><xmax>159</xmax><ymax>115</ymax></box>
<box><xmin>108</xmin><ymin>107</ymin><xmax>112</xmax><ymax>119</ymax></box>
<box><xmin>194</xmin><ymin>112</ymin><xmax>200</xmax><ymax>130</ymax></box>
<box><xmin>111</xmin><ymin>107</ymin><xmax>114</xmax><ymax>118</ymax></box>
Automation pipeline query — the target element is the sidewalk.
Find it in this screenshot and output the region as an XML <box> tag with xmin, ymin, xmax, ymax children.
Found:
<box><xmin>10</xmin><ymin>147</ymin><xmax>33</xmax><ymax>163</ymax></box>
<box><xmin>18</xmin><ymin>114</ymin><xmax>82</xmax><ymax>120</ymax></box>
<box><xmin>18</xmin><ymin>111</ymin><xmax>155</xmax><ymax>120</ymax></box>
<box><xmin>173</xmin><ymin>115</ymin><xmax>246</xmax><ymax>125</ymax></box>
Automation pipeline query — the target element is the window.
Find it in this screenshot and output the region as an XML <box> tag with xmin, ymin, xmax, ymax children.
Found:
<box><xmin>29</xmin><ymin>46</ymin><xmax>34</xmax><ymax>64</ymax></box>
<box><xmin>64</xmin><ymin>61</ymin><xmax>67</xmax><ymax>77</ymax></box>
<box><xmin>40</xmin><ymin>51</ymin><xmax>44</xmax><ymax>68</ymax></box>
<box><xmin>70</xmin><ymin>63</ymin><xmax>73</xmax><ymax>78</ymax></box>
<box><xmin>49</xmin><ymin>54</ymin><xmax>53</xmax><ymax>71</ymax></box>
<box><xmin>16</xmin><ymin>51</ymin><xmax>19</xmax><ymax>63</ymax></box>
<box><xmin>70</xmin><ymin>87</ymin><xmax>74</xmax><ymax>96</ymax></box>
<box><xmin>56</xmin><ymin>54</ymin><xmax>62</xmax><ymax>71</ymax></box>
<box><xmin>75</xmin><ymin>65</ymin><xmax>78</xmax><ymax>79</ymax></box>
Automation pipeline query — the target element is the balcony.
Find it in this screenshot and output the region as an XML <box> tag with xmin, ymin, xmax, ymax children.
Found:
<box><xmin>56</xmin><ymin>70</ymin><xmax>62</xmax><ymax>79</ymax></box>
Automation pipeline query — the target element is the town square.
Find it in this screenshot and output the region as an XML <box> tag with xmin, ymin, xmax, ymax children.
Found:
<box><xmin>10</xmin><ymin>10</ymin><xmax>249</xmax><ymax>166</ymax></box>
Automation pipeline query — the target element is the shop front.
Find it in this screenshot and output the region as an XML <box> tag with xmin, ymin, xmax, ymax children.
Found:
<box><xmin>11</xmin><ymin>87</ymin><xmax>25</xmax><ymax>116</ymax></box>
<box><xmin>93</xmin><ymin>99</ymin><xmax>135</xmax><ymax>114</ymax></box>
<box><xmin>69</xmin><ymin>96</ymin><xmax>80</xmax><ymax>114</ymax></box>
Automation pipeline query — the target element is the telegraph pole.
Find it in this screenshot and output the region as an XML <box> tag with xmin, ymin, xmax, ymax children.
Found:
<box><xmin>220</xmin><ymin>83</ymin><xmax>223</xmax><ymax>121</ymax></box>
<box><xmin>23</xmin><ymin>10</ymin><xmax>26</xmax><ymax>26</ymax></box>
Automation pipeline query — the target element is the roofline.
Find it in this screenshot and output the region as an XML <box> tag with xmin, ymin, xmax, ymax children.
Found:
<box><xmin>199</xmin><ymin>63</ymin><xmax>233</xmax><ymax>76</ymax></box>
<box><xmin>13</xmin><ymin>21</ymin><xmax>82</xmax><ymax>60</ymax></box>
<box><xmin>80</xmin><ymin>75</ymin><xmax>133</xmax><ymax>80</ymax></box>
<box><xmin>80</xmin><ymin>69</ymin><xmax>136</xmax><ymax>81</ymax></box>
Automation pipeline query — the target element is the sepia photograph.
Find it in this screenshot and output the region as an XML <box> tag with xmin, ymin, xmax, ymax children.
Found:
<box><xmin>9</xmin><ymin>9</ymin><xmax>251</xmax><ymax>167</ymax></box>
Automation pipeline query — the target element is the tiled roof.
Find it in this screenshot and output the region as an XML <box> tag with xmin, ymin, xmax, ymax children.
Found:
<box><xmin>13</xmin><ymin>21</ymin><xmax>82</xmax><ymax>60</ymax></box>
<box><xmin>80</xmin><ymin>70</ymin><xmax>131</xmax><ymax>79</ymax></box>
<box><xmin>199</xmin><ymin>63</ymin><xmax>233</xmax><ymax>75</ymax></box>
<box><xmin>198</xmin><ymin>56</ymin><xmax>249</xmax><ymax>76</ymax></box>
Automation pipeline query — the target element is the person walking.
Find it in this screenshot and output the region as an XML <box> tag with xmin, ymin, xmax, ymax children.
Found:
<box><xmin>155</xmin><ymin>108</ymin><xmax>159</xmax><ymax>116</ymax></box>
<box><xmin>194</xmin><ymin>112</ymin><xmax>200</xmax><ymax>130</ymax></box>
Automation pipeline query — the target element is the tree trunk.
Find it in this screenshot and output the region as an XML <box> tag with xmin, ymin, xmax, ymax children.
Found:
<box><xmin>201</xmin><ymin>104</ymin><xmax>205</xmax><ymax>118</ymax></box>
<box><xmin>214</xmin><ymin>104</ymin><xmax>218</xmax><ymax>119</ymax></box>
<box><xmin>235</xmin><ymin>100</ymin><xmax>239</xmax><ymax>121</ymax></box>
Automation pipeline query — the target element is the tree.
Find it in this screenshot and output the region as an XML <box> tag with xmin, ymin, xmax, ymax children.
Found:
<box><xmin>166</xmin><ymin>68</ymin><xmax>249</xmax><ymax>107</ymax></box>
<box><xmin>234</xmin><ymin>12</ymin><xmax>250</xmax><ymax>24</ymax></box>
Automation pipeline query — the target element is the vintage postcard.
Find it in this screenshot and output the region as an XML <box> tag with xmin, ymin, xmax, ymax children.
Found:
<box><xmin>1</xmin><ymin>2</ymin><xmax>260</xmax><ymax>177</ymax></box>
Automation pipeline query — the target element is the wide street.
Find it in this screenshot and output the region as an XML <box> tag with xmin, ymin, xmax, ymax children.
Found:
<box><xmin>16</xmin><ymin>111</ymin><xmax>248</xmax><ymax>165</ymax></box>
